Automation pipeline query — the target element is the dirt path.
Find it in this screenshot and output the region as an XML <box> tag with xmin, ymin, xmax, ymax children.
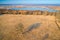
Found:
<box><xmin>0</xmin><ymin>14</ymin><xmax>60</xmax><ymax>40</ymax></box>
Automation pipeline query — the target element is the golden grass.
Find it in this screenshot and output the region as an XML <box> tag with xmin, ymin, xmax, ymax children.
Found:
<box><xmin>0</xmin><ymin>14</ymin><xmax>60</xmax><ymax>40</ymax></box>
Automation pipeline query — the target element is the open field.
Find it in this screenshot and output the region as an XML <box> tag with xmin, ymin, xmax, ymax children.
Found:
<box><xmin>0</xmin><ymin>14</ymin><xmax>60</xmax><ymax>40</ymax></box>
<box><xmin>0</xmin><ymin>5</ymin><xmax>60</xmax><ymax>40</ymax></box>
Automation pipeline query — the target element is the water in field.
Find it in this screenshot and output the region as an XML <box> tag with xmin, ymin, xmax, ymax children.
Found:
<box><xmin>10</xmin><ymin>7</ymin><xmax>59</xmax><ymax>12</ymax></box>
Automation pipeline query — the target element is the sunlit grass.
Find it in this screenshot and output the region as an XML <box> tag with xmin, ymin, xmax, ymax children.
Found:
<box><xmin>0</xmin><ymin>14</ymin><xmax>60</xmax><ymax>40</ymax></box>
<box><xmin>56</xmin><ymin>11</ymin><xmax>60</xmax><ymax>22</ymax></box>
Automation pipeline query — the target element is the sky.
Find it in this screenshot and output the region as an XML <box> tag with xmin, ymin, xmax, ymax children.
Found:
<box><xmin>0</xmin><ymin>0</ymin><xmax>60</xmax><ymax>4</ymax></box>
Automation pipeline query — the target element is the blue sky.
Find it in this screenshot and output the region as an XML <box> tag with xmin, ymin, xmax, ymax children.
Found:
<box><xmin>0</xmin><ymin>0</ymin><xmax>60</xmax><ymax>4</ymax></box>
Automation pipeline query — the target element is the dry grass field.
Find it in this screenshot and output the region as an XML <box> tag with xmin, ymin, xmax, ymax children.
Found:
<box><xmin>0</xmin><ymin>14</ymin><xmax>60</xmax><ymax>40</ymax></box>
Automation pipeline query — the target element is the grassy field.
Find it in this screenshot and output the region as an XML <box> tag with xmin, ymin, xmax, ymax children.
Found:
<box><xmin>55</xmin><ymin>12</ymin><xmax>60</xmax><ymax>27</ymax></box>
<box><xmin>0</xmin><ymin>14</ymin><xmax>60</xmax><ymax>40</ymax></box>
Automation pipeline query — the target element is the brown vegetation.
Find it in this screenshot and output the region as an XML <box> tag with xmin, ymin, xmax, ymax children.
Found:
<box><xmin>0</xmin><ymin>15</ymin><xmax>60</xmax><ymax>40</ymax></box>
<box><xmin>0</xmin><ymin>8</ymin><xmax>60</xmax><ymax>40</ymax></box>
<box><xmin>0</xmin><ymin>9</ymin><xmax>58</xmax><ymax>16</ymax></box>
